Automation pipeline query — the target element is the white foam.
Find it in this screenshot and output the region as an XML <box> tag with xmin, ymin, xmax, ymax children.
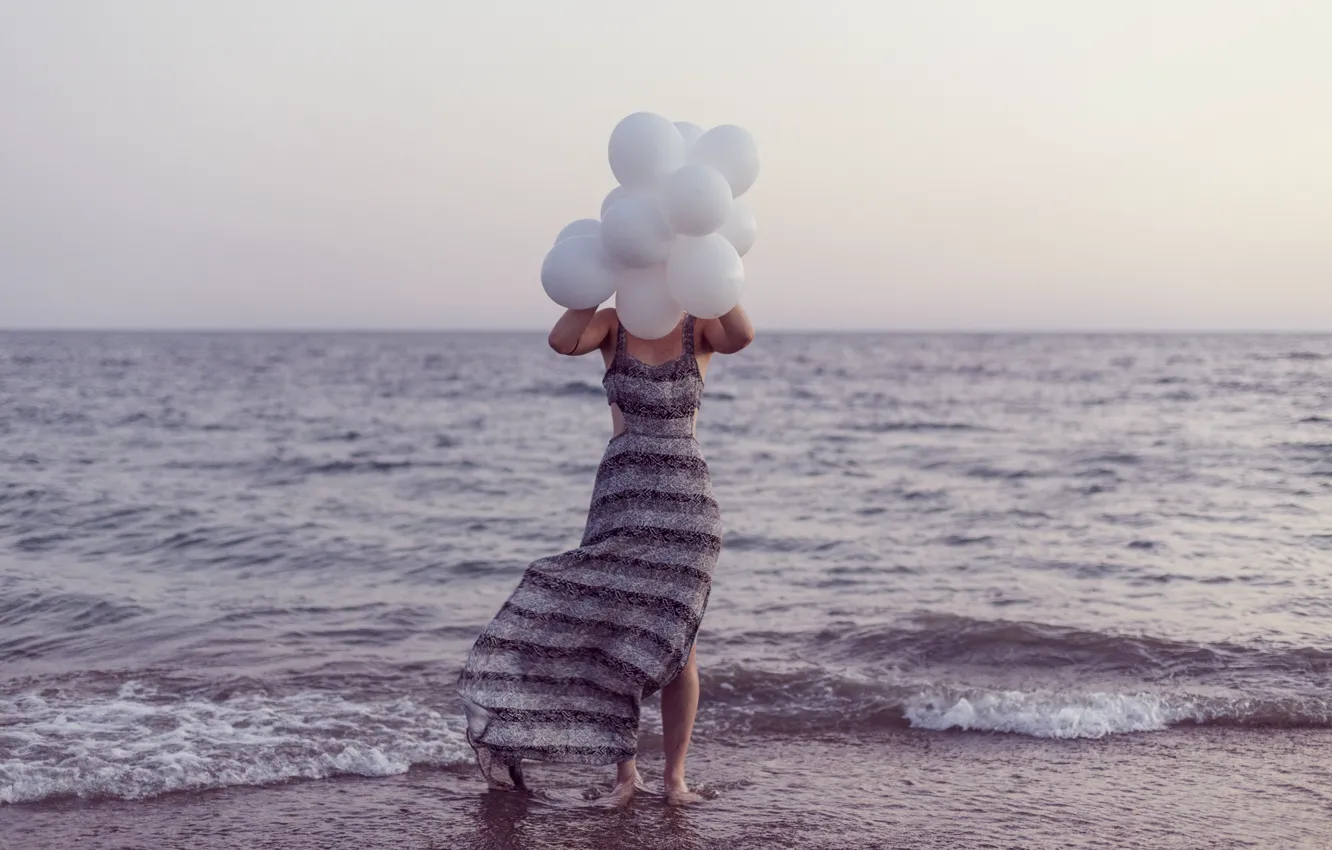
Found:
<box><xmin>0</xmin><ymin>682</ymin><xmax>471</xmax><ymax>804</ymax></box>
<box><xmin>903</xmin><ymin>687</ymin><xmax>1203</xmax><ymax>739</ymax></box>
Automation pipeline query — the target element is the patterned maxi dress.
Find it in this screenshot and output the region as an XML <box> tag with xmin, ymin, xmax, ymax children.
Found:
<box><xmin>457</xmin><ymin>316</ymin><xmax>721</xmax><ymax>786</ymax></box>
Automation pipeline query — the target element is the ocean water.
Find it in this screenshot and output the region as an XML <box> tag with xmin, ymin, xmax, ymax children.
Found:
<box><xmin>2</xmin><ymin>331</ymin><xmax>1330</xmax><ymax>848</ymax></box>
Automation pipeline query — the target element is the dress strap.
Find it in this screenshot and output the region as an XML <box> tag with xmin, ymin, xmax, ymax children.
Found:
<box><xmin>614</xmin><ymin>319</ymin><xmax>627</xmax><ymax>358</ymax></box>
<box><xmin>682</xmin><ymin>315</ymin><xmax>696</xmax><ymax>358</ymax></box>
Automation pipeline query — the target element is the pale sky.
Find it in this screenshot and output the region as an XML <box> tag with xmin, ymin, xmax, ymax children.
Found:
<box><xmin>1</xmin><ymin>1</ymin><xmax>1329</xmax><ymax>330</ymax></box>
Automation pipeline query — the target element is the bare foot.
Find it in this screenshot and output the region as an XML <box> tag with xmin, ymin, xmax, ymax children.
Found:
<box><xmin>601</xmin><ymin>773</ymin><xmax>640</xmax><ymax>808</ymax></box>
<box><xmin>665</xmin><ymin>781</ymin><xmax>705</xmax><ymax>806</ymax></box>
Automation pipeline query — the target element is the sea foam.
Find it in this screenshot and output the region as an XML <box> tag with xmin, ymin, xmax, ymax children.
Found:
<box><xmin>0</xmin><ymin>682</ymin><xmax>471</xmax><ymax>804</ymax></box>
<box><xmin>904</xmin><ymin>688</ymin><xmax>1200</xmax><ymax>738</ymax></box>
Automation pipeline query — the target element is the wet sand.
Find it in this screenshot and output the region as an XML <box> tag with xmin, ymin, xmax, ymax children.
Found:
<box><xmin>8</xmin><ymin>727</ymin><xmax>1330</xmax><ymax>850</ymax></box>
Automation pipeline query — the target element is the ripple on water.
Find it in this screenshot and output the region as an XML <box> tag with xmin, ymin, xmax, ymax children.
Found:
<box><xmin>2</xmin><ymin>331</ymin><xmax>1331</xmax><ymax>819</ymax></box>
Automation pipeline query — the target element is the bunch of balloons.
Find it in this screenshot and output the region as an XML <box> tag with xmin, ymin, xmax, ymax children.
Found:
<box><xmin>540</xmin><ymin>112</ymin><xmax>759</xmax><ymax>339</ymax></box>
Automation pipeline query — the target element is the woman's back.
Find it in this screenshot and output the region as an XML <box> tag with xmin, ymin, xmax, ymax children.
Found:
<box><xmin>603</xmin><ymin>315</ymin><xmax>705</xmax><ymax>439</ymax></box>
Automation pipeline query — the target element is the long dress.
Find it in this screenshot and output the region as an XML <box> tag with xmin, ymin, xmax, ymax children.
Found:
<box><xmin>457</xmin><ymin>316</ymin><xmax>720</xmax><ymax>787</ymax></box>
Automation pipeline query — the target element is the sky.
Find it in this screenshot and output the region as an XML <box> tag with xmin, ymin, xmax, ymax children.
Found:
<box><xmin>1</xmin><ymin>1</ymin><xmax>1329</xmax><ymax>331</ymax></box>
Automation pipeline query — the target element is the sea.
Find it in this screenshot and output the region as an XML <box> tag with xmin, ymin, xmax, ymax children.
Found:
<box><xmin>2</xmin><ymin>331</ymin><xmax>1330</xmax><ymax>849</ymax></box>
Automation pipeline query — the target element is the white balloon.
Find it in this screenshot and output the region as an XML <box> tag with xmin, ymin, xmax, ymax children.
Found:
<box><xmin>689</xmin><ymin>124</ymin><xmax>760</xmax><ymax>198</ymax></box>
<box><xmin>666</xmin><ymin>234</ymin><xmax>744</xmax><ymax>319</ymax></box>
<box><xmin>615</xmin><ymin>265</ymin><xmax>683</xmax><ymax>340</ymax></box>
<box><xmin>661</xmin><ymin>165</ymin><xmax>732</xmax><ymax>236</ymax></box>
<box><xmin>540</xmin><ymin>235</ymin><xmax>619</xmax><ymax>310</ymax></box>
<box><xmin>717</xmin><ymin>197</ymin><xmax>757</xmax><ymax>256</ymax></box>
<box><xmin>600</xmin><ymin>194</ymin><xmax>673</xmax><ymax>268</ymax></box>
<box><xmin>674</xmin><ymin>121</ymin><xmax>704</xmax><ymax>149</ymax></box>
<box><xmin>608</xmin><ymin>112</ymin><xmax>685</xmax><ymax>191</ymax></box>
<box><xmin>600</xmin><ymin>186</ymin><xmax>629</xmax><ymax>218</ymax></box>
<box><xmin>554</xmin><ymin>218</ymin><xmax>600</xmax><ymax>245</ymax></box>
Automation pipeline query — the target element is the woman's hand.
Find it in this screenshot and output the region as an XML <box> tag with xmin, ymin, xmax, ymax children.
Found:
<box><xmin>548</xmin><ymin>307</ymin><xmax>615</xmax><ymax>356</ymax></box>
<box><xmin>700</xmin><ymin>304</ymin><xmax>755</xmax><ymax>355</ymax></box>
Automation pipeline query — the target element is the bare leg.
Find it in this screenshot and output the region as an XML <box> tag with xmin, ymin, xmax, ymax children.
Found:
<box><xmin>661</xmin><ymin>645</ymin><xmax>704</xmax><ymax>805</ymax></box>
<box><xmin>604</xmin><ymin>758</ymin><xmax>641</xmax><ymax>807</ymax></box>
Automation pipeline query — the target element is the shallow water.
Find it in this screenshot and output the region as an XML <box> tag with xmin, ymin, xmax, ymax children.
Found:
<box><xmin>2</xmin><ymin>331</ymin><xmax>1330</xmax><ymax>846</ymax></box>
<box><xmin>9</xmin><ymin>729</ymin><xmax>1332</xmax><ymax>849</ymax></box>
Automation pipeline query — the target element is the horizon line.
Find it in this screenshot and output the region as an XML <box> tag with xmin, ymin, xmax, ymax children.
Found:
<box><xmin>1</xmin><ymin>326</ymin><xmax>1329</xmax><ymax>335</ymax></box>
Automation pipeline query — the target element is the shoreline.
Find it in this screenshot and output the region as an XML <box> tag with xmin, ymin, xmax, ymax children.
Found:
<box><xmin>8</xmin><ymin>727</ymin><xmax>1330</xmax><ymax>850</ymax></box>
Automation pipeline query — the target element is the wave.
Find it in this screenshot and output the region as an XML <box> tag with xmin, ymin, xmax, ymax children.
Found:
<box><xmin>0</xmin><ymin>590</ymin><xmax>153</xmax><ymax>663</ymax></box>
<box><xmin>0</xmin><ymin>682</ymin><xmax>471</xmax><ymax>804</ymax></box>
<box><xmin>6</xmin><ymin>645</ymin><xmax>1332</xmax><ymax>805</ymax></box>
<box><xmin>278</xmin><ymin>458</ymin><xmax>433</xmax><ymax>475</ymax></box>
<box><xmin>158</xmin><ymin>455</ymin><xmax>456</xmax><ymax>477</ymax></box>
<box><xmin>904</xmin><ymin>687</ymin><xmax>1332</xmax><ymax>738</ymax></box>
<box><xmin>905</xmin><ymin>688</ymin><xmax>1185</xmax><ymax>737</ymax></box>
<box><xmin>804</xmin><ymin>614</ymin><xmax>1332</xmax><ymax>678</ymax></box>
<box><xmin>693</xmin><ymin>615</ymin><xmax>1332</xmax><ymax>739</ymax></box>
<box><xmin>1283</xmin><ymin>442</ymin><xmax>1332</xmax><ymax>455</ymax></box>
<box><xmin>851</xmin><ymin>421</ymin><xmax>987</xmax><ymax>434</ymax></box>
<box><xmin>721</xmin><ymin>533</ymin><xmax>844</xmax><ymax>554</ymax></box>
<box><xmin>0</xmin><ymin>589</ymin><xmax>149</xmax><ymax>631</ymax></box>
<box><xmin>699</xmin><ymin>666</ymin><xmax>1332</xmax><ymax>740</ymax></box>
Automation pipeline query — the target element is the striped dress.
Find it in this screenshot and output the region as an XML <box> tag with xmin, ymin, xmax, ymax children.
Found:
<box><xmin>457</xmin><ymin>315</ymin><xmax>720</xmax><ymax>787</ymax></box>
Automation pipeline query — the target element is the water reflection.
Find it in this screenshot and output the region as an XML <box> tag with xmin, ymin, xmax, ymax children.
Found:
<box><xmin>453</xmin><ymin>788</ymin><xmax>706</xmax><ymax>850</ymax></box>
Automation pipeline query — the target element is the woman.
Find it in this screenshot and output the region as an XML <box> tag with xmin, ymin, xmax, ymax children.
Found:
<box><xmin>457</xmin><ymin>303</ymin><xmax>754</xmax><ymax>806</ymax></box>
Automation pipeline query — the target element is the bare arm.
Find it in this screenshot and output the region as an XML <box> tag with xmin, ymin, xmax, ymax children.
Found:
<box><xmin>548</xmin><ymin>307</ymin><xmax>616</xmax><ymax>356</ymax></box>
<box><xmin>699</xmin><ymin>304</ymin><xmax>755</xmax><ymax>355</ymax></box>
